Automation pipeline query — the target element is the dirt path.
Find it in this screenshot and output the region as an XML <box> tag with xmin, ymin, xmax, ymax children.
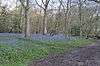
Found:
<box><xmin>29</xmin><ymin>40</ymin><xmax>100</xmax><ymax>66</ymax></box>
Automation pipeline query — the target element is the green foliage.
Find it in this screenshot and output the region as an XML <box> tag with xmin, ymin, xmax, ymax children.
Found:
<box><xmin>0</xmin><ymin>6</ymin><xmax>9</xmax><ymax>32</ymax></box>
<box><xmin>0</xmin><ymin>6</ymin><xmax>22</xmax><ymax>33</ymax></box>
<box><xmin>0</xmin><ymin>39</ymin><xmax>93</xmax><ymax>66</ymax></box>
<box><xmin>11</xmin><ymin>14</ymin><xmax>22</xmax><ymax>33</ymax></box>
<box><xmin>71</xmin><ymin>25</ymin><xmax>80</xmax><ymax>36</ymax></box>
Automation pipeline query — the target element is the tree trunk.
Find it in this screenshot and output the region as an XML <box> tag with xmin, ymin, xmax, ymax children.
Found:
<box><xmin>78</xmin><ymin>0</ymin><xmax>82</xmax><ymax>37</ymax></box>
<box><xmin>64</xmin><ymin>0</ymin><xmax>70</xmax><ymax>37</ymax></box>
<box><xmin>43</xmin><ymin>9</ymin><xmax>47</xmax><ymax>35</ymax></box>
<box><xmin>24</xmin><ymin>8</ymin><xmax>31</xmax><ymax>37</ymax></box>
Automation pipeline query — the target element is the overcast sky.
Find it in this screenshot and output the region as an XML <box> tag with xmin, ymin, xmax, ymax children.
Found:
<box><xmin>0</xmin><ymin>0</ymin><xmax>99</xmax><ymax>10</ymax></box>
<box><xmin>1</xmin><ymin>0</ymin><xmax>17</xmax><ymax>10</ymax></box>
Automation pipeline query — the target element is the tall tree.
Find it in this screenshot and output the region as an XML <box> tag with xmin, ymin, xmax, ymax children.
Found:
<box><xmin>58</xmin><ymin>0</ymin><xmax>72</xmax><ymax>37</ymax></box>
<box><xmin>78</xmin><ymin>0</ymin><xmax>83</xmax><ymax>36</ymax></box>
<box><xmin>19</xmin><ymin>0</ymin><xmax>31</xmax><ymax>37</ymax></box>
<box><xmin>35</xmin><ymin>0</ymin><xmax>50</xmax><ymax>35</ymax></box>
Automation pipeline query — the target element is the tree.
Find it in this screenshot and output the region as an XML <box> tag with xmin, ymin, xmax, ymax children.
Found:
<box><xmin>78</xmin><ymin>0</ymin><xmax>83</xmax><ymax>36</ymax></box>
<box><xmin>19</xmin><ymin>0</ymin><xmax>31</xmax><ymax>37</ymax></box>
<box><xmin>59</xmin><ymin>0</ymin><xmax>72</xmax><ymax>36</ymax></box>
<box><xmin>35</xmin><ymin>0</ymin><xmax>50</xmax><ymax>35</ymax></box>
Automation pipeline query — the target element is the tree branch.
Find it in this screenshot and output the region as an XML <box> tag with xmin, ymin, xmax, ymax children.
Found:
<box><xmin>35</xmin><ymin>0</ymin><xmax>45</xmax><ymax>9</ymax></box>
<box><xmin>19</xmin><ymin>0</ymin><xmax>25</xmax><ymax>7</ymax></box>
<box><xmin>42</xmin><ymin>0</ymin><xmax>45</xmax><ymax>5</ymax></box>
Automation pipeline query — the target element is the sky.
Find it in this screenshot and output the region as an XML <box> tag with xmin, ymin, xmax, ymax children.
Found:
<box><xmin>1</xmin><ymin>0</ymin><xmax>17</xmax><ymax>10</ymax></box>
<box><xmin>1</xmin><ymin>0</ymin><xmax>60</xmax><ymax>10</ymax></box>
<box><xmin>0</xmin><ymin>0</ymin><xmax>99</xmax><ymax>10</ymax></box>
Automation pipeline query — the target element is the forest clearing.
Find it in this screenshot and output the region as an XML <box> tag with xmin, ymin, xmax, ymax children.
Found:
<box><xmin>0</xmin><ymin>0</ymin><xmax>100</xmax><ymax>66</ymax></box>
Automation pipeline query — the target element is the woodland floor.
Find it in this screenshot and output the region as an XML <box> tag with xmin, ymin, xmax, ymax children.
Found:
<box><xmin>29</xmin><ymin>40</ymin><xmax>100</xmax><ymax>66</ymax></box>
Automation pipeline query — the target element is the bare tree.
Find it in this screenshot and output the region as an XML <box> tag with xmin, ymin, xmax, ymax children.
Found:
<box><xmin>58</xmin><ymin>0</ymin><xmax>72</xmax><ymax>36</ymax></box>
<box><xmin>35</xmin><ymin>0</ymin><xmax>50</xmax><ymax>35</ymax></box>
<box><xmin>19</xmin><ymin>0</ymin><xmax>31</xmax><ymax>37</ymax></box>
<box><xmin>78</xmin><ymin>0</ymin><xmax>83</xmax><ymax>36</ymax></box>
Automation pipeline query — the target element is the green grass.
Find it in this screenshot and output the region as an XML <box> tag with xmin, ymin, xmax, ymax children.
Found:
<box><xmin>0</xmin><ymin>38</ymin><xmax>94</xmax><ymax>66</ymax></box>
